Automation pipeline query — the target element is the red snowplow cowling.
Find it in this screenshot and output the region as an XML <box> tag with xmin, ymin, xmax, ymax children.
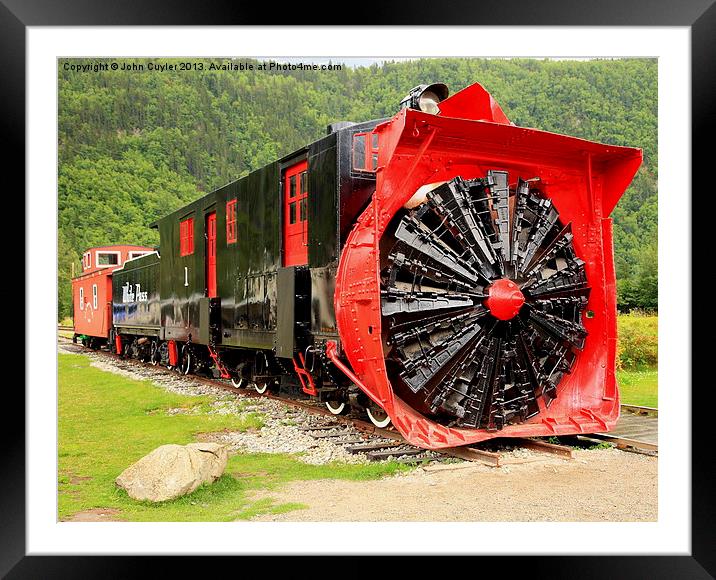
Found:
<box><xmin>334</xmin><ymin>82</ymin><xmax>642</xmax><ymax>449</ymax></box>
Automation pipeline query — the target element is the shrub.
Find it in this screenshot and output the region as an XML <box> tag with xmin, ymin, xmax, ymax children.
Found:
<box><xmin>616</xmin><ymin>313</ymin><xmax>658</xmax><ymax>370</ymax></box>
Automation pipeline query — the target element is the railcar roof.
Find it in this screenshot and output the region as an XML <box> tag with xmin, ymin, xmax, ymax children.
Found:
<box><xmin>149</xmin><ymin>118</ymin><xmax>381</xmax><ymax>228</ymax></box>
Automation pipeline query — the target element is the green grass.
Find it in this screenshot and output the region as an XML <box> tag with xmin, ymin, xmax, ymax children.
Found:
<box><xmin>58</xmin><ymin>353</ymin><xmax>412</xmax><ymax>522</ymax></box>
<box><xmin>617</xmin><ymin>368</ymin><xmax>658</xmax><ymax>407</ymax></box>
<box><xmin>616</xmin><ymin>313</ymin><xmax>657</xmax><ymax>407</ymax></box>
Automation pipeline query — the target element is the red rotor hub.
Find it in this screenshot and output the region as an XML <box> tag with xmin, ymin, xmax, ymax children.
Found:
<box><xmin>485</xmin><ymin>278</ymin><xmax>525</xmax><ymax>321</ymax></box>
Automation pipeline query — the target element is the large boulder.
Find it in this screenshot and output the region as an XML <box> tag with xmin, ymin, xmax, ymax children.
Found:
<box><xmin>116</xmin><ymin>442</ymin><xmax>228</xmax><ymax>502</ymax></box>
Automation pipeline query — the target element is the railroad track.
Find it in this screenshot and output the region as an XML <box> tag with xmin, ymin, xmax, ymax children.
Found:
<box><xmin>57</xmin><ymin>336</ymin><xmax>657</xmax><ymax>463</ymax></box>
<box><xmin>585</xmin><ymin>404</ymin><xmax>658</xmax><ymax>454</ymax></box>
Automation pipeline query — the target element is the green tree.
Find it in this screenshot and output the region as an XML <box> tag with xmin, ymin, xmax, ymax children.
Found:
<box><xmin>57</xmin><ymin>57</ymin><xmax>658</xmax><ymax>319</ymax></box>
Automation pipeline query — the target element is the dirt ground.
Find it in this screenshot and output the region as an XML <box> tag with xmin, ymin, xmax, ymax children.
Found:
<box><xmin>64</xmin><ymin>508</ymin><xmax>122</xmax><ymax>522</ymax></box>
<box><xmin>59</xmin><ymin>340</ymin><xmax>657</xmax><ymax>523</ymax></box>
<box><xmin>250</xmin><ymin>448</ymin><xmax>657</xmax><ymax>522</ymax></box>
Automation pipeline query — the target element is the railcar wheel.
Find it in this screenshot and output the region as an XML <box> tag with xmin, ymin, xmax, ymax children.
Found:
<box><xmin>179</xmin><ymin>350</ymin><xmax>193</xmax><ymax>376</ymax></box>
<box><xmin>366</xmin><ymin>404</ymin><xmax>391</xmax><ymax>428</ymax></box>
<box><xmin>325</xmin><ymin>400</ymin><xmax>347</xmax><ymax>415</ymax></box>
<box><xmin>254</xmin><ymin>381</ymin><xmax>268</xmax><ymax>395</ymax></box>
<box><xmin>149</xmin><ymin>341</ymin><xmax>159</xmax><ymax>366</ymax></box>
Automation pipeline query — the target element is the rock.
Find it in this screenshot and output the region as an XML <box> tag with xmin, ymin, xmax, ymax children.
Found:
<box><xmin>116</xmin><ymin>442</ymin><xmax>228</xmax><ymax>502</ymax></box>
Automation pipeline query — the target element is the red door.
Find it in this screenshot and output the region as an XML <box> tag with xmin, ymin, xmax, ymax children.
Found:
<box><xmin>206</xmin><ymin>212</ymin><xmax>217</xmax><ymax>298</ymax></box>
<box><xmin>283</xmin><ymin>160</ymin><xmax>308</xmax><ymax>266</ymax></box>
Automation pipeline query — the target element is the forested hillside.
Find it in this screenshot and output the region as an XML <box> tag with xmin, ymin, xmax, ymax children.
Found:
<box><xmin>58</xmin><ymin>57</ymin><xmax>657</xmax><ymax>319</ymax></box>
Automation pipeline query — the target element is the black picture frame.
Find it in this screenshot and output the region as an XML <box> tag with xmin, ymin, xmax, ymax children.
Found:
<box><xmin>6</xmin><ymin>1</ymin><xmax>708</xmax><ymax>576</ymax></box>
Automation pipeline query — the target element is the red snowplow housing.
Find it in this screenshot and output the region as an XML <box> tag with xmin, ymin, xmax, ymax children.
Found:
<box><xmin>334</xmin><ymin>83</ymin><xmax>642</xmax><ymax>449</ymax></box>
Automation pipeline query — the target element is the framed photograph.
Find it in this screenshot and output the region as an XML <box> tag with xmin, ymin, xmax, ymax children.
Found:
<box><xmin>7</xmin><ymin>0</ymin><xmax>709</xmax><ymax>575</ymax></box>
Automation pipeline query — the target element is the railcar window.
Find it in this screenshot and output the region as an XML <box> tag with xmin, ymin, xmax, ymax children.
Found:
<box><xmin>129</xmin><ymin>251</ymin><xmax>150</xmax><ymax>260</ymax></box>
<box><xmin>289</xmin><ymin>175</ymin><xmax>297</xmax><ymax>198</ymax></box>
<box><xmin>300</xmin><ymin>171</ymin><xmax>308</xmax><ymax>194</ymax></box>
<box><xmin>370</xmin><ymin>132</ymin><xmax>379</xmax><ymax>170</ymax></box>
<box><xmin>83</xmin><ymin>252</ymin><xmax>91</xmax><ymax>269</ymax></box>
<box><xmin>97</xmin><ymin>252</ymin><xmax>120</xmax><ymax>266</ymax></box>
<box><xmin>226</xmin><ymin>199</ymin><xmax>237</xmax><ymax>244</ymax></box>
<box><xmin>353</xmin><ymin>132</ymin><xmax>379</xmax><ymax>172</ymax></box>
<box><xmin>300</xmin><ymin>198</ymin><xmax>307</xmax><ymax>222</ymax></box>
<box><xmin>79</xmin><ymin>287</ymin><xmax>84</xmax><ymax>310</ymax></box>
<box><xmin>92</xmin><ymin>284</ymin><xmax>98</xmax><ymax>310</ymax></box>
<box><xmin>289</xmin><ymin>202</ymin><xmax>297</xmax><ymax>224</ymax></box>
<box><xmin>353</xmin><ymin>133</ymin><xmax>366</xmax><ymax>170</ymax></box>
<box><xmin>180</xmin><ymin>217</ymin><xmax>195</xmax><ymax>256</ymax></box>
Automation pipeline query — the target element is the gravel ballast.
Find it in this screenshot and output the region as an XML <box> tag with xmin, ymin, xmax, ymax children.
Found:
<box><xmin>60</xmin><ymin>343</ymin><xmax>376</xmax><ymax>464</ymax></box>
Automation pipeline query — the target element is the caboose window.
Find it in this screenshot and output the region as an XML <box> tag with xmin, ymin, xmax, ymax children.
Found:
<box><xmin>226</xmin><ymin>199</ymin><xmax>237</xmax><ymax>244</ymax></box>
<box><xmin>289</xmin><ymin>175</ymin><xmax>297</xmax><ymax>198</ymax></box>
<box><xmin>289</xmin><ymin>202</ymin><xmax>297</xmax><ymax>224</ymax></box>
<box><xmin>79</xmin><ymin>287</ymin><xmax>84</xmax><ymax>310</ymax></box>
<box><xmin>97</xmin><ymin>252</ymin><xmax>120</xmax><ymax>266</ymax></box>
<box><xmin>83</xmin><ymin>252</ymin><xmax>91</xmax><ymax>269</ymax></box>
<box><xmin>180</xmin><ymin>217</ymin><xmax>194</xmax><ymax>256</ymax></box>
<box><xmin>92</xmin><ymin>284</ymin><xmax>98</xmax><ymax>310</ymax></box>
<box><xmin>129</xmin><ymin>251</ymin><xmax>150</xmax><ymax>260</ymax></box>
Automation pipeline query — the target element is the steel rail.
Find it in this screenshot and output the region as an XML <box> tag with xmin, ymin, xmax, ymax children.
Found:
<box><xmin>59</xmin><ymin>337</ymin><xmax>599</xmax><ymax>465</ymax></box>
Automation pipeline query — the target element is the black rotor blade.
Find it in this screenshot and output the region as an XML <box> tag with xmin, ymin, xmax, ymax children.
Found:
<box><xmin>428</xmin><ymin>331</ymin><xmax>505</xmax><ymax>427</ymax></box>
<box><xmin>426</xmin><ymin>178</ymin><xmax>499</xmax><ymax>278</ymax></box>
<box><xmin>426</xmin><ymin>335</ymin><xmax>485</xmax><ymax>418</ymax></box>
<box><xmin>486</xmin><ymin>336</ymin><xmax>507</xmax><ymax>430</ymax></box>
<box><xmin>393</xmin><ymin>217</ymin><xmax>482</xmax><ymax>286</ymax></box>
<box><xmin>520</xmin><ymin>222</ymin><xmax>574</xmax><ymax>279</ymax></box>
<box><xmin>510</xmin><ymin>178</ymin><xmax>530</xmax><ymax>266</ymax></box>
<box><xmin>385</xmin><ymin>241</ymin><xmax>479</xmax><ymax>293</ymax></box>
<box><xmin>525</xmin><ymin>261</ymin><xmax>588</xmax><ymax>297</ymax></box>
<box><xmin>384</xmin><ymin>305</ymin><xmax>480</xmax><ymax>338</ymax></box>
<box><xmin>487</xmin><ymin>170</ymin><xmax>511</xmax><ymax>265</ymax></box>
<box><xmin>399</xmin><ymin>320</ymin><xmax>486</xmax><ymax>394</ymax></box>
<box><xmin>517</xmin><ymin>330</ymin><xmax>546</xmax><ymax>397</ymax></box>
<box><xmin>527</xmin><ymin>308</ymin><xmax>587</xmax><ymax>350</ymax></box>
<box><xmin>465</xmin><ymin>178</ymin><xmax>505</xmax><ymax>277</ymax></box>
<box><xmin>388</xmin><ymin>308</ymin><xmax>486</xmax><ymax>352</ymax></box>
<box><xmin>531</xmin><ymin>295</ymin><xmax>589</xmax><ymax>325</ymax></box>
<box><xmin>381</xmin><ymin>289</ymin><xmax>474</xmax><ymax>317</ymax></box>
<box><xmin>520</xmin><ymin>197</ymin><xmax>559</xmax><ymax>269</ymax></box>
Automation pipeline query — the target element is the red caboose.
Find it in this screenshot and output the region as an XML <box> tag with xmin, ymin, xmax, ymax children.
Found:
<box><xmin>72</xmin><ymin>245</ymin><xmax>154</xmax><ymax>347</ymax></box>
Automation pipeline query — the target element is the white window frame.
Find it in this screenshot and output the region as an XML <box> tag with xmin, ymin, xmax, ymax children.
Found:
<box><xmin>92</xmin><ymin>284</ymin><xmax>98</xmax><ymax>310</ymax></box>
<box><xmin>83</xmin><ymin>252</ymin><xmax>91</xmax><ymax>270</ymax></box>
<box><xmin>128</xmin><ymin>251</ymin><xmax>150</xmax><ymax>260</ymax></box>
<box><xmin>95</xmin><ymin>250</ymin><xmax>122</xmax><ymax>268</ymax></box>
<box><xmin>79</xmin><ymin>287</ymin><xmax>84</xmax><ymax>310</ymax></box>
